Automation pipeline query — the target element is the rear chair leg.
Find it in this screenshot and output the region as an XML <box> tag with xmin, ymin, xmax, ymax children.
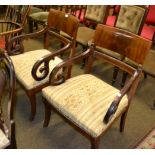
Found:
<box><xmin>90</xmin><ymin>137</ymin><xmax>100</xmax><ymax>149</ymax></box>
<box><xmin>120</xmin><ymin>111</ymin><xmax>128</xmax><ymax>132</ymax></box>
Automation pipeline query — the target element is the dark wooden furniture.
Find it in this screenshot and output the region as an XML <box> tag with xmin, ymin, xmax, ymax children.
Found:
<box><xmin>8</xmin><ymin>9</ymin><xmax>79</xmax><ymax>121</ymax></box>
<box><xmin>0</xmin><ymin>49</ymin><xmax>16</xmax><ymax>149</ymax></box>
<box><xmin>0</xmin><ymin>5</ymin><xmax>30</xmax><ymax>50</ymax></box>
<box><xmin>28</xmin><ymin>5</ymin><xmax>83</xmax><ymax>33</ymax></box>
<box><xmin>32</xmin><ymin>24</ymin><xmax>151</xmax><ymax>148</ymax></box>
<box><xmin>104</xmin><ymin>5</ymin><xmax>149</xmax><ymax>87</ymax></box>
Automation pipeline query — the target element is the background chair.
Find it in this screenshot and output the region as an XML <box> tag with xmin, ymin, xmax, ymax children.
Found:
<box><xmin>0</xmin><ymin>49</ymin><xmax>16</xmax><ymax>148</ymax></box>
<box><xmin>104</xmin><ymin>5</ymin><xmax>149</xmax><ymax>86</ymax></box>
<box><xmin>28</xmin><ymin>5</ymin><xmax>82</xmax><ymax>33</ymax></box>
<box><xmin>35</xmin><ymin>24</ymin><xmax>151</xmax><ymax>148</ymax></box>
<box><xmin>70</xmin><ymin>5</ymin><xmax>110</xmax><ymax>68</ymax></box>
<box><xmin>0</xmin><ymin>5</ymin><xmax>30</xmax><ymax>50</ymax></box>
<box><xmin>75</xmin><ymin>5</ymin><xmax>110</xmax><ymax>50</ymax></box>
<box><xmin>8</xmin><ymin>9</ymin><xmax>79</xmax><ymax>121</ymax></box>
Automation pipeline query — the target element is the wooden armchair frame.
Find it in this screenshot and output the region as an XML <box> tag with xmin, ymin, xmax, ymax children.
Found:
<box><xmin>110</xmin><ymin>5</ymin><xmax>149</xmax><ymax>86</ymax></box>
<box><xmin>0</xmin><ymin>49</ymin><xmax>16</xmax><ymax>149</ymax></box>
<box><xmin>8</xmin><ymin>9</ymin><xmax>79</xmax><ymax>121</ymax></box>
<box><xmin>32</xmin><ymin>24</ymin><xmax>151</xmax><ymax>148</ymax></box>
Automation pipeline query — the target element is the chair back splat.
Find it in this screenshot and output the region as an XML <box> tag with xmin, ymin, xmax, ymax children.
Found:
<box><xmin>93</xmin><ymin>24</ymin><xmax>151</xmax><ymax>65</ymax></box>
<box><xmin>47</xmin><ymin>8</ymin><xmax>79</xmax><ymax>42</ymax></box>
<box><xmin>0</xmin><ymin>49</ymin><xmax>16</xmax><ymax>149</ymax></box>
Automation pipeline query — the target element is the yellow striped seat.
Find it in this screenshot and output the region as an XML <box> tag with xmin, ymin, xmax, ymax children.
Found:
<box><xmin>0</xmin><ymin>129</ymin><xmax>10</xmax><ymax>149</ymax></box>
<box><xmin>42</xmin><ymin>74</ymin><xmax>128</xmax><ymax>138</ymax></box>
<box><xmin>11</xmin><ymin>49</ymin><xmax>62</xmax><ymax>90</ymax></box>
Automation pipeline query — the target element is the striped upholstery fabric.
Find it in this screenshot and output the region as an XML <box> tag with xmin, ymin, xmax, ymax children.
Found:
<box><xmin>11</xmin><ymin>49</ymin><xmax>62</xmax><ymax>90</ymax></box>
<box><xmin>42</xmin><ymin>74</ymin><xmax>128</xmax><ymax>138</ymax></box>
<box><xmin>0</xmin><ymin>129</ymin><xmax>10</xmax><ymax>149</ymax></box>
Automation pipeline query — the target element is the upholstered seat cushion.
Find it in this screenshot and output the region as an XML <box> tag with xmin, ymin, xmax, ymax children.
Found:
<box><xmin>42</xmin><ymin>74</ymin><xmax>128</xmax><ymax>138</ymax></box>
<box><xmin>11</xmin><ymin>49</ymin><xmax>62</xmax><ymax>90</ymax></box>
<box><xmin>29</xmin><ymin>12</ymin><xmax>49</xmax><ymax>22</ymax></box>
<box><xmin>29</xmin><ymin>6</ymin><xmax>43</xmax><ymax>14</ymax></box>
<box><xmin>0</xmin><ymin>129</ymin><xmax>10</xmax><ymax>149</ymax></box>
<box><xmin>60</xmin><ymin>31</ymin><xmax>72</xmax><ymax>40</ymax></box>
<box><xmin>96</xmin><ymin>46</ymin><xmax>122</xmax><ymax>60</ymax></box>
<box><xmin>76</xmin><ymin>27</ymin><xmax>95</xmax><ymax>46</ymax></box>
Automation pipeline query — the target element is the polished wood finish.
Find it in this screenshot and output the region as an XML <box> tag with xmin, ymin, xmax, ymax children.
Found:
<box><xmin>94</xmin><ymin>25</ymin><xmax>151</xmax><ymax>65</ymax></box>
<box><xmin>111</xmin><ymin>5</ymin><xmax>149</xmax><ymax>86</ymax></box>
<box><xmin>0</xmin><ymin>49</ymin><xmax>16</xmax><ymax>148</ymax></box>
<box><xmin>38</xmin><ymin>24</ymin><xmax>151</xmax><ymax>148</ymax></box>
<box><xmin>8</xmin><ymin>9</ymin><xmax>79</xmax><ymax>121</ymax></box>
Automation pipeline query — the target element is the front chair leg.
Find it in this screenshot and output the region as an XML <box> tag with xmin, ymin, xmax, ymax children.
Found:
<box><xmin>90</xmin><ymin>137</ymin><xmax>100</xmax><ymax>149</ymax></box>
<box><xmin>120</xmin><ymin>110</ymin><xmax>128</xmax><ymax>132</ymax></box>
<box><xmin>43</xmin><ymin>97</ymin><xmax>52</xmax><ymax>128</ymax></box>
<box><xmin>26</xmin><ymin>91</ymin><xmax>36</xmax><ymax>121</ymax></box>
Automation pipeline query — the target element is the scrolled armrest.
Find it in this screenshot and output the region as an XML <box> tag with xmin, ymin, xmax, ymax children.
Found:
<box><xmin>103</xmin><ymin>69</ymin><xmax>140</xmax><ymax>124</ymax></box>
<box><xmin>31</xmin><ymin>42</ymin><xmax>73</xmax><ymax>81</ymax></box>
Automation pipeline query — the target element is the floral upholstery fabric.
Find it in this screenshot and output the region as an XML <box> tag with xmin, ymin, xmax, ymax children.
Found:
<box><xmin>0</xmin><ymin>129</ymin><xmax>10</xmax><ymax>149</ymax></box>
<box><xmin>11</xmin><ymin>49</ymin><xmax>62</xmax><ymax>90</ymax></box>
<box><xmin>42</xmin><ymin>74</ymin><xmax>128</xmax><ymax>138</ymax></box>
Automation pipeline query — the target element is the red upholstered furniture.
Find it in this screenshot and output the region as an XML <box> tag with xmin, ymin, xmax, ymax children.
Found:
<box><xmin>140</xmin><ymin>5</ymin><xmax>155</xmax><ymax>44</ymax></box>
<box><xmin>145</xmin><ymin>5</ymin><xmax>155</xmax><ymax>25</ymax></box>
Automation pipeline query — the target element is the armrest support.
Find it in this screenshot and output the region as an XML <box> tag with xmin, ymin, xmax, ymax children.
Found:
<box><xmin>103</xmin><ymin>68</ymin><xmax>141</xmax><ymax>124</ymax></box>
<box><xmin>48</xmin><ymin>48</ymin><xmax>91</xmax><ymax>86</ymax></box>
<box><xmin>7</xmin><ymin>27</ymin><xmax>47</xmax><ymax>55</ymax></box>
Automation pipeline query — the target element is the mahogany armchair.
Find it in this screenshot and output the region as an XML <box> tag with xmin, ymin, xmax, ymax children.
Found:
<box><xmin>7</xmin><ymin>9</ymin><xmax>79</xmax><ymax>121</ymax></box>
<box><xmin>104</xmin><ymin>5</ymin><xmax>149</xmax><ymax>86</ymax></box>
<box><xmin>0</xmin><ymin>49</ymin><xmax>16</xmax><ymax>149</ymax></box>
<box><xmin>0</xmin><ymin>5</ymin><xmax>31</xmax><ymax>50</ymax></box>
<box><xmin>32</xmin><ymin>24</ymin><xmax>151</xmax><ymax>148</ymax></box>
